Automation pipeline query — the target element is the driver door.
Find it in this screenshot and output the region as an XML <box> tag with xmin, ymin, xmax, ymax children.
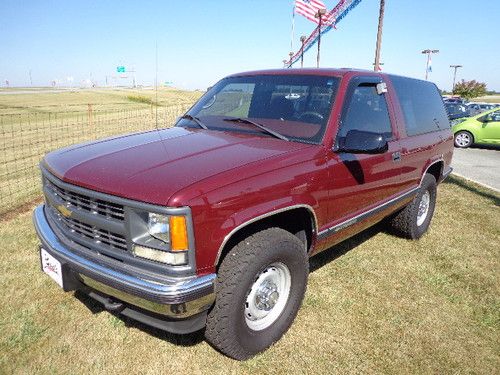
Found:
<box><xmin>480</xmin><ymin>110</ymin><xmax>500</xmax><ymax>143</ymax></box>
<box><xmin>322</xmin><ymin>77</ymin><xmax>403</xmax><ymax>241</ymax></box>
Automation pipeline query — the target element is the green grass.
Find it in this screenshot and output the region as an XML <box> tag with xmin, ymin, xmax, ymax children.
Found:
<box><xmin>0</xmin><ymin>177</ymin><xmax>498</xmax><ymax>374</ymax></box>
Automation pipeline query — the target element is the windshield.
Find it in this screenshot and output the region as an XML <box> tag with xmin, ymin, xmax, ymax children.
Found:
<box><xmin>176</xmin><ymin>74</ymin><xmax>340</xmax><ymax>144</ymax></box>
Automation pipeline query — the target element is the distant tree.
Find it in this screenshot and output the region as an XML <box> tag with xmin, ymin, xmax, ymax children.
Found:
<box><xmin>453</xmin><ymin>79</ymin><xmax>487</xmax><ymax>99</ymax></box>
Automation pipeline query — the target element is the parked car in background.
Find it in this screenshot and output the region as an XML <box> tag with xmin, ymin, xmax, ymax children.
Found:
<box><xmin>453</xmin><ymin>108</ymin><xmax>500</xmax><ymax>148</ymax></box>
<box><xmin>445</xmin><ymin>102</ymin><xmax>470</xmax><ymax>124</ymax></box>
<box><xmin>467</xmin><ymin>102</ymin><xmax>494</xmax><ymax>116</ymax></box>
<box><xmin>443</xmin><ymin>97</ymin><xmax>467</xmax><ymax>105</ymax></box>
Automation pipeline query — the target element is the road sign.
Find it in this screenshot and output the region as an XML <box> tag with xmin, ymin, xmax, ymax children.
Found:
<box><xmin>116</xmin><ymin>66</ymin><xmax>126</xmax><ymax>73</ymax></box>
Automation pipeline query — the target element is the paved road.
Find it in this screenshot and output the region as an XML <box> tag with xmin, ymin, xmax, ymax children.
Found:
<box><xmin>451</xmin><ymin>147</ymin><xmax>500</xmax><ymax>192</ymax></box>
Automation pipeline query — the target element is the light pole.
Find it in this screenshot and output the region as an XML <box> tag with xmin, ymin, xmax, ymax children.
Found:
<box><xmin>315</xmin><ymin>8</ymin><xmax>327</xmax><ymax>68</ymax></box>
<box><xmin>450</xmin><ymin>64</ymin><xmax>462</xmax><ymax>94</ymax></box>
<box><xmin>422</xmin><ymin>49</ymin><xmax>439</xmax><ymax>80</ymax></box>
<box><xmin>289</xmin><ymin>52</ymin><xmax>294</xmax><ymax>68</ymax></box>
<box><xmin>300</xmin><ymin>35</ymin><xmax>307</xmax><ymax>68</ymax></box>
<box><xmin>282</xmin><ymin>59</ymin><xmax>289</xmax><ymax>69</ymax></box>
<box><xmin>373</xmin><ymin>0</ymin><xmax>385</xmax><ymax>72</ymax></box>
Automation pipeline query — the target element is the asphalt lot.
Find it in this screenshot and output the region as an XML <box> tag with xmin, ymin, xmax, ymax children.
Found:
<box><xmin>451</xmin><ymin>146</ymin><xmax>500</xmax><ymax>192</ymax></box>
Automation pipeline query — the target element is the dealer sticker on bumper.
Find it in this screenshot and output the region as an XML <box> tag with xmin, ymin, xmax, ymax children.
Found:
<box><xmin>40</xmin><ymin>248</ymin><xmax>64</xmax><ymax>288</ymax></box>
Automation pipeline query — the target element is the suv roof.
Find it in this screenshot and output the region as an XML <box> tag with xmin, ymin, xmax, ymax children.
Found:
<box><xmin>227</xmin><ymin>68</ymin><xmax>380</xmax><ymax>79</ymax></box>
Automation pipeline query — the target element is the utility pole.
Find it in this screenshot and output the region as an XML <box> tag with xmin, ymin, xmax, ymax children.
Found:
<box><xmin>373</xmin><ymin>0</ymin><xmax>385</xmax><ymax>72</ymax></box>
<box><xmin>449</xmin><ymin>64</ymin><xmax>462</xmax><ymax>94</ymax></box>
<box><xmin>422</xmin><ymin>49</ymin><xmax>439</xmax><ymax>80</ymax></box>
<box><xmin>300</xmin><ymin>35</ymin><xmax>307</xmax><ymax>68</ymax></box>
<box><xmin>315</xmin><ymin>8</ymin><xmax>326</xmax><ymax>68</ymax></box>
<box><xmin>29</xmin><ymin>69</ymin><xmax>33</xmax><ymax>86</ymax></box>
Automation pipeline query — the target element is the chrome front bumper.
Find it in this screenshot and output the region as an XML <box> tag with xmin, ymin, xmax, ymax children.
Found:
<box><xmin>33</xmin><ymin>205</ymin><xmax>216</xmax><ymax>330</ymax></box>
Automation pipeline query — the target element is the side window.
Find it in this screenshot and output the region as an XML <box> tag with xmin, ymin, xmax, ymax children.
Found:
<box><xmin>390</xmin><ymin>76</ymin><xmax>450</xmax><ymax>135</ymax></box>
<box><xmin>338</xmin><ymin>84</ymin><xmax>393</xmax><ymax>139</ymax></box>
<box><xmin>492</xmin><ymin>110</ymin><xmax>500</xmax><ymax>122</ymax></box>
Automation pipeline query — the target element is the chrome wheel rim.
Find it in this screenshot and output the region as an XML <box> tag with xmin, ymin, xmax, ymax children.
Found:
<box><xmin>244</xmin><ymin>262</ymin><xmax>291</xmax><ymax>331</ymax></box>
<box><xmin>417</xmin><ymin>191</ymin><xmax>430</xmax><ymax>226</ymax></box>
<box><xmin>455</xmin><ymin>132</ymin><xmax>471</xmax><ymax>147</ymax></box>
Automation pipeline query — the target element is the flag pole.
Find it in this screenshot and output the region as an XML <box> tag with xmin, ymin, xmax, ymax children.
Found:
<box><xmin>291</xmin><ymin>0</ymin><xmax>295</xmax><ymax>52</ymax></box>
<box><xmin>315</xmin><ymin>8</ymin><xmax>327</xmax><ymax>68</ymax></box>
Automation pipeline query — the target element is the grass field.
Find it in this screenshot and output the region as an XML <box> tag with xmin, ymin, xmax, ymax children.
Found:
<box><xmin>473</xmin><ymin>95</ymin><xmax>500</xmax><ymax>104</ymax></box>
<box><xmin>0</xmin><ymin>88</ymin><xmax>202</xmax><ymax>215</ymax></box>
<box><xmin>0</xmin><ymin>87</ymin><xmax>201</xmax><ymax>115</ymax></box>
<box><xmin>0</xmin><ymin>175</ymin><xmax>498</xmax><ymax>374</ymax></box>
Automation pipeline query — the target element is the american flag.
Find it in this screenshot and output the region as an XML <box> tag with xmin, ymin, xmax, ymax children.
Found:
<box><xmin>295</xmin><ymin>0</ymin><xmax>330</xmax><ymax>24</ymax></box>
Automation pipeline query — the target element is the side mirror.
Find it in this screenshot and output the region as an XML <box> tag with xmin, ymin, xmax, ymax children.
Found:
<box><xmin>479</xmin><ymin>114</ymin><xmax>493</xmax><ymax>123</ymax></box>
<box><xmin>337</xmin><ymin>130</ymin><xmax>388</xmax><ymax>154</ymax></box>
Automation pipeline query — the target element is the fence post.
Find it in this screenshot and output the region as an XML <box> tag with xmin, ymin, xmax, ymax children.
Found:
<box><xmin>87</xmin><ymin>103</ymin><xmax>94</xmax><ymax>138</ymax></box>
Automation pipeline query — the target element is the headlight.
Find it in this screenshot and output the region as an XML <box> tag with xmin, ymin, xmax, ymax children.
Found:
<box><xmin>148</xmin><ymin>213</ymin><xmax>170</xmax><ymax>243</ymax></box>
<box><xmin>131</xmin><ymin>212</ymin><xmax>190</xmax><ymax>266</ymax></box>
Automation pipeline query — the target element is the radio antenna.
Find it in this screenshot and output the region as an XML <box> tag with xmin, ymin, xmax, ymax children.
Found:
<box><xmin>155</xmin><ymin>41</ymin><xmax>158</xmax><ymax>130</ymax></box>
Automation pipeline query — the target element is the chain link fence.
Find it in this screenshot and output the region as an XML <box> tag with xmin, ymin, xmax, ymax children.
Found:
<box><xmin>0</xmin><ymin>104</ymin><xmax>192</xmax><ymax>216</ymax></box>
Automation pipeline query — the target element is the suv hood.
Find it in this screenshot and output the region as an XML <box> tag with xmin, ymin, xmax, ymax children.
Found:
<box><xmin>43</xmin><ymin>127</ymin><xmax>310</xmax><ymax>205</ymax></box>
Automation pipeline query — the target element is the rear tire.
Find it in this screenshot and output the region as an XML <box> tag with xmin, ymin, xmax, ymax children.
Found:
<box><xmin>454</xmin><ymin>131</ymin><xmax>474</xmax><ymax>148</ymax></box>
<box><xmin>389</xmin><ymin>174</ymin><xmax>437</xmax><ymax>239</ymax></box>
<box><xmin>205</xmin><ymin>227</ymin><xmax>308</xmax><ymax>360</ymax></box>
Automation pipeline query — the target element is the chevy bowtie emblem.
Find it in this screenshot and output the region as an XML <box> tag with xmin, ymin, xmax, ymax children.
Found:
<box><xmin>56</xmin><ymin>204</ymin><xmax>72</xmax><ymax>218</ymax></box>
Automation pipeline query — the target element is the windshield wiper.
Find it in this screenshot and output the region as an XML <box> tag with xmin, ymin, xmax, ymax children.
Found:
<box><xmin>180</xmin><ymin>114</ymin><xmax>208</xmax><ymax>130</ymax></box>
<box><xmin>223</xmin><ymin>117</ymin><xmax>290</xmax><ymax>141</ymax></box>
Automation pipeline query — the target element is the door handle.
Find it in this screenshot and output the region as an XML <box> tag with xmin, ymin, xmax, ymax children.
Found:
<box><xmin>392</xmin><ymin>151</ymin><xmax>401</xmax><ymax>162</ymax></box>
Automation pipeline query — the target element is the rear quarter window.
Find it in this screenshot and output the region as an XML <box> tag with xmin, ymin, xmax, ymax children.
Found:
<box><xmin>390</xmin><ymin>75</ymin><xmax>450</xmax><ymax>136</ymax></box>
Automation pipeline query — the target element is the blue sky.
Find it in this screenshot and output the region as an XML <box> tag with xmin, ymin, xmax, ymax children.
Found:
<box><xmin>1</xmin><ymin>0</ymin><xmax>499</xmax><ymax>91</ymax></box>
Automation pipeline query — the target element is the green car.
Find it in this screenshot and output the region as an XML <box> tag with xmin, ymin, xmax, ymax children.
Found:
<box><xmin>452</xmin><ymin>108</ymin><xmax>500</xmax><ymax>148</ymax></box>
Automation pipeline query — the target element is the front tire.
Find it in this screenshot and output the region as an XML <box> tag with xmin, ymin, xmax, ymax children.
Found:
<box><xmin>454</xmin><ymin>131</ymin><xmax>474</xmax><ymax>148</ymax></box>
<box><xmin>389</xmin><ymin>174</ymin><xmax>437</xmax><ymax>239</ymax></box>
<box><xmin>205</xmin><ymin>228</ymin><xmax>308</xmax><ymax>360</ymax></box>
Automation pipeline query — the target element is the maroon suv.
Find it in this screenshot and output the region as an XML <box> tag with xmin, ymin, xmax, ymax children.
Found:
<box><xmin>33</xmin><ymin>68</ymin><xmax>453</xmax><ymax>360</ymax></box>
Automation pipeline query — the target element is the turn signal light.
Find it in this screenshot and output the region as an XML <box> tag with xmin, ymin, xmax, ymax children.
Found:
<box><xmin>169</xmin><ymin>216</ymin><xmax>189</xmax><ymax>251</ymax></box>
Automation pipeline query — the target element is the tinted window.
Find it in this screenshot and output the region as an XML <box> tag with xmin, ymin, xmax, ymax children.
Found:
<box><xmin>493</xmin><ymin>110</ymin><xmax>500</xmax><ymax>121</ymax></box>
<box><xmin>337</xmin><ymin>84</ymin><xmax>392</xmax><ymax>139</ymax></box>
<box><xmin>390</xmin><ymin>75</ymin><xmax>450</xmax><ymax>135</ymax></box>
<box><xmin>181</xmin><ymin>75</ymin><xmax>340</xmax><ymax>143</ymax></box>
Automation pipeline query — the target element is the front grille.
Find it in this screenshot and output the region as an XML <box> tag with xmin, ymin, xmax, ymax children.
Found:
<box><xmin>50</xmin><ymin>207</ymin><xmax>128</xmax><ymax>251</ymax></box>
<box><xmin>45</xmin><ymin>178</ymin><xmax>125</xmax><ymax>221</ymax></box>
<box><xmin>43</xmin><ymin>171</ymin><xmax>129</xmax><ymax>255</ymax></box>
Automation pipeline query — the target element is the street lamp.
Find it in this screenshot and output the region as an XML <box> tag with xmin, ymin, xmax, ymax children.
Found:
<box><xmin>450</xmin><ymin>64</ymin><xmax>463</xmax><ymax>94</ymax></box>
<box><xmin>300</xmin><ymin>35</ymin><xmax>307</xmax><ymax>68</ymax></box>
<box><xmin>289</xmin><ymin>52</ymin><xmax>294</xmax><ymax>68</ymax></box>
<box><xmin>315</xmin><ymin>8</ymin><xmax>327</xmax><ymax>68</ymax></box>
<box><xmin>421</xmin><ymin>49</ymin><xmax>439</xmax><ymax>80</ymax></box>
<box><xmin>282</xmin><ymin>59</ymin><xmax>289</xmax><ymax>68</ymax></box>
